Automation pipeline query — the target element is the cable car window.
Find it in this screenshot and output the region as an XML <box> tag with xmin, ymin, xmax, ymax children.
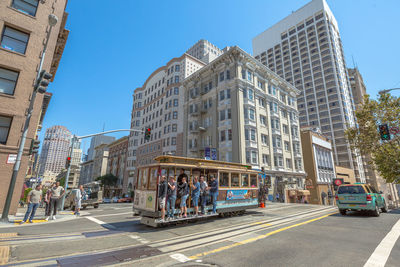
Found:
<box><xmin>250</xmin><ymin>174</ymin><xmax>257</xmax><ymax>187</ymax></box>
<box><xmin>149</xmin><ymin>168</ymin><xmax>158</xmax><ymax>190</ymax></box>
<box><xmin>220</xmin><ymin>172</ymin><xmax>229</xmax><ymax>187</ymax></box>
<box><xmin>231</xmin><ymin>173</ymin><xmax>240</xmax><ymax>187</ymax></box>
<box><xmin>141</xmin><ymin>168</ymin><xmax>149</xmax><ymax>189</ymax></box>
<box><xmin>241</xmin><ymin>174</ymin><xmax>249</xmax><ymax>187</ymax></box>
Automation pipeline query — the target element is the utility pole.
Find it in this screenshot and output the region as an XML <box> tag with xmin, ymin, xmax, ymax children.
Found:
<box><xmin>1</xmin><ymin>14</ymin><xmax>59</xmax><ymax>222</ymax></box>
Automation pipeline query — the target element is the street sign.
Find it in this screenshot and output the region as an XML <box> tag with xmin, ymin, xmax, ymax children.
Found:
<box><xmin>211</xmin><ymin>148</ymin><xmax>217</xmax><ymax>160</ymax></box>
<box><xmin>204</xmin><ymin>147</ymin><xmax>211</xmax><ymax>160</ymax></box>
<box><xmin>390</xmin><ymin>126</ymin><xmax>400</xmax><ymax>135</ymax></box>
<box><xmin>6</xmin><ymin>154</ymin><xmax>17</xmax><ymax>164</ymax></box>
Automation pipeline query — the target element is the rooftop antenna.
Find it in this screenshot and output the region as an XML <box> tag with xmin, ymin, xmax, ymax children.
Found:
<box><xmin>351</xmin><ymin>55</ymin><xmax>357</xmax><ymax>69</ymax></box>
<box><xmin>102</xmin><ymin>123</ymin><xmax>105</xmax><ymax>132</ymax></box>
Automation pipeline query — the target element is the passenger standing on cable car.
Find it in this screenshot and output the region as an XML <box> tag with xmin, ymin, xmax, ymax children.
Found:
<box><xmin>166</xmin><ymin>176</ymin><xmax>177</xmax><ymax>220</ymax></box>
<box><xmin>178</xmin><ymin>177</ymin><xmax>189</xmax><ymax>218</ymax></box>
<box><xmin>158</xmin><ymin>176</ymin><xmax>168</xmax><ymax>222</ymax></box>
<box><xmin>209</xmin><ymin>175</ymin><xmax>219</xmax><ymax>214</ymax></box>
<box><xmin>199</xmin><ymin>175</ymin><xmax>208</xmax><ymax>215</ymax></box>
<box><xmin>177</xmin><ymin>168</ymin><xmax>188</xmax><ymax>184</ymax></box>
<box><xmin>191</xmin><ymin>176</ymin><xmax>200</xmax><ymax>217</ymax></box>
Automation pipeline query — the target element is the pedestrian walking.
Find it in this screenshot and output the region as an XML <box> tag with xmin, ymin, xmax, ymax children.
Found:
<box><xmin>209</xmin><ymin>175</ymin><xmax>218</xmax><ymax>214</ymax></box>
<box><xmin>191</xmin><ymin>176</ymin><xmax>200</xmax><ymax>216</ymax></box>
<box><xmin>158</xmin><ymin>176</ymin><xmax>168</xmax><ymax>222</ymax></box>
<box><xmin>44</xmin><ymin>185</ymin><xmax>53</xmax><ymax>221</ymax></box>
<box><xmin>74</xmin><ymin>185</ymin><xmax>87</xmax><ymax>216</ymax></box>
<box><xmin>20</xmin><ymin>184</ymin><xmax>42</xmax><ymax>224</ymax></box>
<box><xmin>49</xmin><ymin>181</ymin><xmax>65</xmax><ymax>220</ymax></box>
<box><xmin>199</xmin><ymin>175</ymin><xmax>209</xmax><ymax>215</ymax></box>
<box><xmin>166</xmin><ymin>176</ymin><xmax>177</xmax><ymax>220</ymax></box>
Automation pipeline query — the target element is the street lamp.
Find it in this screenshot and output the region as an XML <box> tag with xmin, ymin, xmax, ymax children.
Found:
<box><xmin>378</xmin><ymin>88</ymin><xmax>400</xmax><ymax>95</ymax></box>
<box><xmin>1</xmin><ymin>14</ymin><xmax>59</xmax><ymax>222</ymax></box>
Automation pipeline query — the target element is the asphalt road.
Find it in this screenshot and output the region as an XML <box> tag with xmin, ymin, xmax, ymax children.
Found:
<box><xmin>1</xmin><ymin>203</ymin><xmax>399</xmax><ymax>267</ymax></box>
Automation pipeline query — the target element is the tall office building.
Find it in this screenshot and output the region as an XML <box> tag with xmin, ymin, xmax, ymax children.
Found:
<box><xmin>252</xmin><ymin>0</ymin><xmax>365</xmax><ymax>182</ymax></box>
<box><xmin>0</xmin><ymin>0</ymin><xmax>69</xmax><ymax>214</ymax></box>
<box><xmin>39</xmin><ymin>125</ymin><xmax>71</xmax><ymax>182</ymax></box>
<box><xmin>183</xmin><ymin>46</ymin><xmax>306</xmax><ymax>200</ymax></box>
<box><xmin>126</xmin><ymin>40</ymin><xmax>220</xmax><ymax>184</ymax></box>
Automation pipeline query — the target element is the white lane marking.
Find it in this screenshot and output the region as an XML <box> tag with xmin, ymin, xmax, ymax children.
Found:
<box><xmin>170</xmin><ymin>253</ymin><xmax>191</xmax><ymax>263</ymax></box>
<box><xmin>85</xmin><ymin>216</ymin><xmax>116</xmax><ymax>229</ymax></box>
<box><xmin>129</xmin><ymin>235</ymin><xmax>149</xmax><ymax>244</ymax></box>
<box><xmin>94</xmin><ymin>212</ymin><xmax>135</xmax><ymax>218</ymax></box>
<box><xmin>364</xmin><ymin>218</ymin><xmax>400</xmax><ymax>267</ymax></box>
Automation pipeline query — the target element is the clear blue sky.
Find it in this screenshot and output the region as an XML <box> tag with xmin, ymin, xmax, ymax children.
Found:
<box><xmin>40</xmin><ymin>0</ymin><xmax>400</xmax><ymax>153</ymax></box>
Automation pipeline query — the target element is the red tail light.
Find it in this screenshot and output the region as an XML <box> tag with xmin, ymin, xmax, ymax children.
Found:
<box><xmin>366</xmin><ymin>194</ymin><xmax>372</xmax><ymax>201</ymax></box>
<box><xmin>335</xmin><ymin>195</ymin><xmax>338</xmax><ymax>201</ymax></box>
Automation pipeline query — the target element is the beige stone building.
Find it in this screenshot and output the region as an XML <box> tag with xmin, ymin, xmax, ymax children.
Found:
<box><xmin>57</xmin><ymin>165</ymin><xmax>80</xmax><ymax>189</ymax></box>
<box><xmin>107</xmin><ymin>136</ymin><xmax>129</xmax><ymax>195</ymax></box>
<box><xmin>183</xmin><ymin>46</ymin><xmax>306</xmax><ymax>202</ymax></box>
<box><xmin>93</xmin><ymin>144</ymin><xmax>109</xmax><ymax>180</ymax></box>
<box><xmin>0</xmin><ymin>0</ymin><xmax>68</xmax><ymax>214</ymax></box>
<box><xmin>335</xmin><ymin>166</ymin><xmax>356</xmax><ymax>184</ymax></box>
<box><xmin>127</xmin><ymin>40</ymin><xmax>214</xmax><ymax>185</ymax></box>
<box><xmin>300</xmin><ymin>127</ymin><xmax>336</xmax><ymax>205</ymax></box>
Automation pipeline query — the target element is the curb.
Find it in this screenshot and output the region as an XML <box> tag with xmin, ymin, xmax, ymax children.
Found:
<box><xmin>0</xmin><ymin>214</ymin><xmax>77</xmax><ymax>228</ymax></box>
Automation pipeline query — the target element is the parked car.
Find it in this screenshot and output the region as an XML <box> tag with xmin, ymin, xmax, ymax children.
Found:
<box><xmin>336</xmin><ymin>183</ymin><xmax>388</xmax><ymax>216</ymax></box>
<box><xmin>112</xmin><ymin>197</ymin><xmax>120</xmax><ymax>203</ymax></box>
<box><xmin>118</xmin><ymin>197</ymin><xmax>132</xmax><ymax>203</ymax></box>
<box><xmin>103</xmin><ymin>198</ymin><xmax>111</xmax><ymax>204</ymax></box>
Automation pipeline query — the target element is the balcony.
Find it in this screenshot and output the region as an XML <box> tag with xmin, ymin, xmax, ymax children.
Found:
<box><xmin>271</xmin><ymin>128</ymin><xmax>281</xmax><ymax>136</ymax></box>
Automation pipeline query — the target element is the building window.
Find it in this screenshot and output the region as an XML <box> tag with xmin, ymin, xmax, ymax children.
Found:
<box><xmin>172</xmin><ymin>124</ymin><xmax>177</xmax><ymax>132</ymax></box>
<box><xmin>173</xmin><ymin>111</ymin><xmax>178</xmax><ymax>119</ymax></box>
<box><xmin>219</xmin><ymin>110</ymin><xmax>225</xmax><ymax>121</ymax></box>
<box><xmin>260</xmin><ymin>115</ymin><xmax>267</xmax><ymax>126</ymax></box>
<box><xmin>12</xmin><ymin>0</ymin><xmax>39</xmax><ymax>17</ymax></box>
<box><xmin>219</xmin><ymin>90</ymin><xmax>225</xmax><ymax>101</ymax></box>
<box><xmin>261</xmin><ymin>134</ymin><xmax>268</xmax><ymax>145</ymax></box>
<box><xmin>1</xmin><ymin>26</ymin><xmax>29</xmax><ymax>54</ymax></box>
<box><xmin>247</xmin><ymin>71</ymin><xmax>252</xmax><ymax>81</ymax></box>
<box><xmin>0</xmin><ymin>115</ymin><xmax>12</xmax><ymax>144</ymax></box>
<box><xmin>283</xmin><ymin>124</ymin><xmax>289</xmax><ymax>134</ymax></box>
<box><xmin>246</xmin><ymin>128</ymin><xmax>256</xmax><ymax>141</ymax></box>
<box><xmin>262</xmin><ymin>154</ymin><xmax>269</xmax><ymax>165</ymax></box>
<box><xmin>0</xmin><ymin>67</ymin><xmax>19</xmax><ymax>95</ymax></box>
<box><xmin>171</xmin><ymin>137</ymin><xmax>177</xmax><ymax>145</ymax></box>
<box><xmin>173</xmin><ymin>99</ymin><xmax>178</xmax><ymax>106</ymax></box>
<box><xmin>226</xmin><ymin>70</ymin><xmax>230</xmax><ymax>80</ymax></box>
<box><xmin>220</xmin><ymin>130</ymin><xmax>226</xmax><ymax>142</ymax></box>
<box><xmin>175</xmin><ymin>76</ymin><xmax>179</xmax><ymax>83</ymax></box>
<box><xmin>228</xmin><ymin>129</ymin><xmax>232</xmax><ymax>141</ymax></box>
<box><xmin>274</xmin><ymin>156</ymin><xmax>283</xmax><ymax>167</ymax></box>
<box><xmin>175</xmin><ymin>65</ymin><xmax>180</xmax><ymax>72</ymax></box>
<box><xmin>284</xmin><ymin>141</ymin><xmax>290</xmax><ymax>151</ymax></box>
<box><xmin>227</xmin><ymin>108</ymin><xmax>231</xmax><ymax>119</ymax></box>
<box><xmin>249</xmin><ymin>109</ymin><xmax>255</xmax><ymax>120</ymax></box>
<box><xmin>226</xmin><ymin>89</ymin><xmax>231</xmax><ymax>99</ymax></box>
<box><xmin>248</xmin><ymin>89</ymin><xmax>254</xmax><ymax>101</ymax></box>
<box><xmin>251</xmin><ymin>151</ymin><xmax>257</xmax><ymax>164</ymax></box>
<box><xmin>174</xmin><ymin>87</ymin><xmax>179</xmax><ymax>95</ymax></box>
<box><xmin>219</xmin><ymin>72</ymin><xmax>224</xmax><ymax>82</ymax></box>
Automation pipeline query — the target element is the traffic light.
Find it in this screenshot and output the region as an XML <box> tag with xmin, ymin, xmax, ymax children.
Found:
<box><xmin>379</xmin><ymin>124</ymin><xmax>391</xmax><ymax>140</ymax></box>
<box><xmin>35</xmin><ymin>70</ymin><xmax>52</xmax><ymax>94</ymax></box>
<box><xmin>65</xmin><ymin>156</ymin><xmax>71</xmax><ymax>168</ymax></box>
<box><xmin>29</xmin><ymin>139</ymin><xmax>40</xmax><ymax>155</ymax></box>
<box><xmin>144</xmin><ymin>128</ymin><xmax>151</xmax><ymax>141</ymax></box>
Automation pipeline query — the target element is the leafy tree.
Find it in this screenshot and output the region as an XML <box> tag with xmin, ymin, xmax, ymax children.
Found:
<box><xmin>57</xmin><ymin>175</ymin><xmax>66</xmax><ymax>187</ymax></box>
<box><xmin>96</xmin><ymin>174</ymin><xmax>118</xmax><ymax>188</ymax></box>
<box><xmin>345</xmin><ymin>93</ymin><xmax>400</xmax><ymax>183</ymax></box>
<box><xmin>22</xmin><ymin>188</ymin><xmax>33</xmax><ymax>202</ymax></box>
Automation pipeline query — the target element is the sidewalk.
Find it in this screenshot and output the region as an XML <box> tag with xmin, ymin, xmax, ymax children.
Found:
<box><xmin>0</xmin><ymin>207</ymin><xmax>77</xmax><ymax>227</ymax></box>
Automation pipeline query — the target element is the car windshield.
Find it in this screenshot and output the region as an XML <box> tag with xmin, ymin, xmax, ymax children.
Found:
<box><xmin>338</xmin><ymin>186</ymin><xmax>365</xmax><ymax>194</ymax></box>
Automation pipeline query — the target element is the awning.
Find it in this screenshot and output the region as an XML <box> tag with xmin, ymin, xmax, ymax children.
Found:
<box><xmin>298</xmin><ymin>190</ymin><xmax>310</xmax><ymax>196</ymax></box>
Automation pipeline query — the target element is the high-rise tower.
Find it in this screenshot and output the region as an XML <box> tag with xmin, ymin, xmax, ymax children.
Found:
<box><xmin>252</xmin><ymin>0</ymin><xmax>365</xmax><ymax>182</ymax></box>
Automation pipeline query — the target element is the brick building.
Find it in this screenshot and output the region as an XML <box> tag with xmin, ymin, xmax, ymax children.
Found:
<box><xmin>107</xmin><ymin>136</ymin><xmax>129</xmax><ymax>195</ymax></box>
<box><xmin>0</xmin><ymin>0</ymin><xmax>69</xmax><ymax>214</ymax></box>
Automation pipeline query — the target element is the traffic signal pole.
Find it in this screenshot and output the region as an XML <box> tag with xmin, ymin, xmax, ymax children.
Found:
<box><xmin>1</xmin><ymin>16</ymin><xmax>57</xmax><ymax>222</ymax></box>
<box><xmin>61</xmin><ymin>128</ymin><xmax>144</xmax><ymax>210</ymax></box>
